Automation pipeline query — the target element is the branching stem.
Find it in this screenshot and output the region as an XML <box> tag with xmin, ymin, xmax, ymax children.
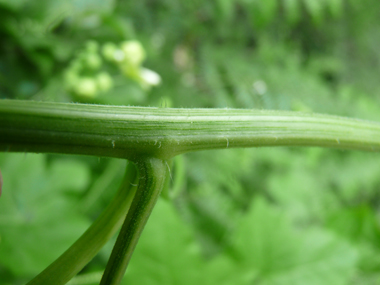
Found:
<box><xmin>100</xmin><ymin>157</ymin><xmax>168</xmax><ymax>285</ymax></box>
<box><xmin>27</xmin><ymin>162</ymin><xmax>138</xmax><ymax>285</ymax></box>
<box><xmin>2</xmin><ymin>99</ymin><xmax>380</xmax><ymax>284</ymax></box>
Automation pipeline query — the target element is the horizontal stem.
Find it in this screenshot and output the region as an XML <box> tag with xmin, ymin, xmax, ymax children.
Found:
<box><xmin>1</xmin><ymin>99</ymin><xmax>380</xmax><ymax>160</ymax></box>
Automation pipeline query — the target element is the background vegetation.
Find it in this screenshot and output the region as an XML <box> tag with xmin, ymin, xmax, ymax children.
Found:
<box><xmin>1</xmin><ymin>0</ymin><xmax>380</xmax><ymax>284</ymax></box>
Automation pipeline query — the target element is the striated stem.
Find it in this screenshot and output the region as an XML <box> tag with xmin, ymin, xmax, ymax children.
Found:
<box><xmin>2</xmin><ymin>99</ymin><xmax>380</xmax><ymax>284</ymax></box>
<box><xmin>1</xmin><ymin>100</ymin><xmax>380</xmax><ymax>161</ymax></box>
<box><xmin>100</xmin><ymin>157</ymin><xmax>168</xmax><ymax>285</ymax></box>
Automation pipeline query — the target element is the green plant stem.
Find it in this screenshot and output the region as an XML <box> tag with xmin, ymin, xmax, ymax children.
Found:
<box><xmin>2</xmin><ymin>100</ymin><xmax>380</xmax><ymax>160</ymax></box>
<box><xmin>100</xmin><ymin>157</ymin><xmax>168</xmax><ymax>285</ymax></box>
<box><xmin>27</xmin><ymin>162</ymin><xmax>138</xmax><ymax>285</ymax></box>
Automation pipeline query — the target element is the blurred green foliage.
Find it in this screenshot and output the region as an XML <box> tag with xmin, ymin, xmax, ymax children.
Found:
<box><xmin>1</xmin><ymin>0</ymin><xmax>380</xmax><ymax>284</ymax></box>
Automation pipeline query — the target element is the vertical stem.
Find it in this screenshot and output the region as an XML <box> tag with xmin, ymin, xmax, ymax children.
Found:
<box><xmin>100</xmin><ymin>157</ymin><xmax>169</xmax><ymax>285</ymax></box>
<box><xmin>27</xmin><ymin>162</ymin><xmax>138</xmax><ymax>285</ymax></box>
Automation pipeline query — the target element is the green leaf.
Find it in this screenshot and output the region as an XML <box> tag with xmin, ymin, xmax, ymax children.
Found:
<box><xmin>124</xmin><ymin>199</ymin><xmax>249</xmax><ymax>285</ymax></box>
<box><xmin>327</xmin><ymin>153</ymin><xmax>380</xmax><ymax>202</ymax></box>
<box><xmin>215</xmin><ymin>0</ymin><xmax>235</xmax><ymax>21</ymax></box>
<box><xmin>234</xmin><ymin>198</ymin><xmax>358</xmax><ymax>284</ymax></box>
<box><xmin>244</xmin><ymin>0</ymin><xmax>278</xmax><ymax>28</ymax></box>
<box><xmin>265</xmin><ymin>148</ymin><xmax>339</xmax><ymax>222</ymax></box>
<box><xmin>303</xmin><ymin>0</ymin><xmax>324</xmax><ymax>25</ymax></box>
<box><xmin>0</xmin><ymin>153</ymin><xmax>91</xmax><ymax>277</ymax></box>
<box><xmin>325</xmin><ymin>0</ymin><xmax>343</xmax><ymax>18</ymax></box>
<box><xmin>327</xmin><ymin>205</ymin><xmax>380</xmax><ymax>273</ymax></box>
<box><xmin>0</xmin><ymin>0</ymin><xmax>28</xmax><ymax>10</ymax></box>
<box><xmin>47</xmin><ymin>158</ymin><xmax>91</xmax><ymax>194</ymax></box>
<box><xmin>283</xmin><ymin>0</ymin><xmax>301</xmax><ymax>24</ymax></box>
<box><xmin>124</xmin><ymin>199</ymin><xmax>204</xmax><ymax>284</ymax></box>
<box><xmin>327</xmin><ymin>205</ymin><xmax>380</xmax><ymax>244</ymax></box>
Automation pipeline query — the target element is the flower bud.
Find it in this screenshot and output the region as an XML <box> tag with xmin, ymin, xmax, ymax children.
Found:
<box><xmin>140</xmin><ymin>68</ymin><xmax>161</xmax><ymax>86</ymax></box>
<box><xmin>96</xmin><ymin>72</ymin><xmax>113</xmax><ymax>92</ymax></box>
<box><xmin>84</xmin><ymin>53</ymin><xmax>102</xmax><ymax>70</ymax></box>
<box><xmin>120</xmin><ymin>40</ymin><xmax>146</xmax><ymax>66</ymax></box>
<box><xmin>74</xmin><ymin>77</ymin><xmax>98</xmax><ymax>97</ymax></box>
<box><xmin>64</xmin><ymin>70</ymin><xmax>79</xmax><ymax>88</ymax></box>
<box><xmin>102</xmin><ymin>42</ymin><xmax>118</xmax><ymax>61</ymax></box>
<box><xmin>85</xmin><ymin>40</ymin><xmax>99</xmax><ymax>53</ymax></box>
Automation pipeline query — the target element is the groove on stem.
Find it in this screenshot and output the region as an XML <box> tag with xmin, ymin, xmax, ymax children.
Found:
<box><xmin>100</xmin><ymin>157</ymin><xmax>169</xmax><ymax>285</ymax></box>
<box><xmin>2</xmin><ymin>99</ymin><xmax>380</xmax><ymax>160</ymax></box>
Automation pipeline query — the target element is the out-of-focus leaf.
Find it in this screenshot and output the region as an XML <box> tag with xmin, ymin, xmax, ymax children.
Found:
<box><xmin>303</xmin><ymin>0</ymin><xmax>324</xmax><ymax>25</ymax></box>
<box><xmin>325</xmin><ymin>0</ymin><xmax>344</xmax><ymax>18</ymax></box>
<box><xmin>326</xmin><ymin>153</ymin><xmax>380</xmax><ymax>202</ymax></box>
<box><xmin>124</xmin><ymin>199</ymin><xmax>204</xmax><ymax>284</ymax></box>
<box><xmin>283</xmin><ymin>0</ymin><xmax>301</xmax><ymax>24</ymax></box>
<box><xmin>264</xmin><ymin>148</ymin><xmax>339</xmax><ymax>222</ymax></box>
<box><xmin>327</xmin><ymin>206</ymin><xmax>380</xmax><ymax>272</ymax></box>
<box><xmin>124</xmin><ymin>199</ymin><xmax>250</xmax><ymax>285</ymax></box>
<box><xmin>243</xmin><ymin>0</ymin><xmax>278</xmax><ymax>28</ymax></box>
<box><xmin>0</xmin><ymin>153</ymin><xmax>91</xmax><ymax>277</ymax></box>
<box><xmin>0</xmin><ymin>0</ymin><xmax>28</xmax><ymax>10</ymax></box>
<box><xmin>47</xmin><ymin>158</ymin><xmax>91</xmax><ymax>194</ymax></box>
<box><xmin>215</xmin><ymin>0</ymin><xmax>235</xmax><ymax>21</ymax></box>
<box><xmin>234</xmin><ymin>198</ymin><xmax>358</xmax><ymax>284</ymax></box>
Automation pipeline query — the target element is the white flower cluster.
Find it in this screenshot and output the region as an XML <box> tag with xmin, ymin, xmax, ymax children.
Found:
<box><xmin>64</xmin><ymin>40</ymin><xmax>161</xmax><ymax>98</ymax></box>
